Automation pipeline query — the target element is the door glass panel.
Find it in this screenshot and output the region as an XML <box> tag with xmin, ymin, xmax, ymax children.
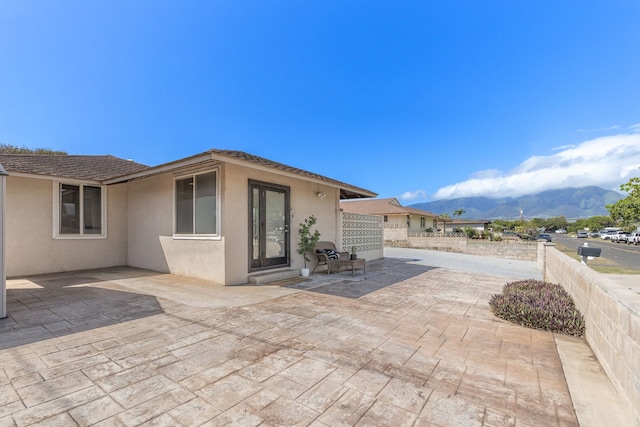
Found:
<box><xmin>252</xmin><ymin>188</ymin><xmax>260</xmax><ymax>261</ymax></box>
<box><xmin>265</xmin><ymin>190</ymin><xmax>285</xmax><ymax>259</ymax></box>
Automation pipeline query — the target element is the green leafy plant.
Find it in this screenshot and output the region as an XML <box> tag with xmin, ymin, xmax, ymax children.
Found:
<box><xmin>463</xmin><ymin>227</ymin><xmax>477</xmax><ymax>238</ymax></box>
<box><xmin>297</xmin><ymin>215</ymin><xmax>321</xmax><ymax>269</ymax></box>
<box><xmin>489</xmin><ymin>280</ymin><xmax>585</xmax><ymax>336</ymax></box>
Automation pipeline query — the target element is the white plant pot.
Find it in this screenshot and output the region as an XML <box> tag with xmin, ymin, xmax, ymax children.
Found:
<box><xmin>301</xmin><ymin>268</ymin><xmax>310</xmax><ymax>277</ymax></box>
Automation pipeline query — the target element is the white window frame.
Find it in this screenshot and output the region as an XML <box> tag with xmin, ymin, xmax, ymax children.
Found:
<box><xmin>53</xmin><ymin>181</ymin><xmax>107</xmax><ymax>239</ymax></box>
<box><xmin>173</xmin><ymin>169</ymin><xmax>221</xmax><ymax>240</ymax></box>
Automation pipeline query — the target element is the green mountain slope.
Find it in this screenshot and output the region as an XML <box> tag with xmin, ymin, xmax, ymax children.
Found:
<box><xmin>409</xmin><ymin>186</ymin><xmax>624</xmax><ymax>219</ymax></box>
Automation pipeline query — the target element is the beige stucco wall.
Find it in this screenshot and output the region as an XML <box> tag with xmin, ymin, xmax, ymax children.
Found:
<box><xmin>6</xmin><ymin>176</ymin><xmax>128</xmax><ymax>276</ymax></box>
<box><xmin>126</xmin><ymin>162</ymin><xmax>341</xmax><ymax>285</ymax></box>
<box><xmin>386</xmin><ymin>214</ymin><xmax>436</xmax><ymax>232</ymax></box>
<box><xmin>126</xmin><ymin>170</ymin><xmax>227</xmax><ymax>284</ymax></box>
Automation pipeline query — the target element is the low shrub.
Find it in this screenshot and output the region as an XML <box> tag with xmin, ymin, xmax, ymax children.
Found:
<box><xmin>489</xmin><ymin>279</ymin><xmax>585</xmax><ymax>336</ymax></box>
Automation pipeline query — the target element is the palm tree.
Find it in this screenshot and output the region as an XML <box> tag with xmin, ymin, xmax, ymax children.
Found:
<box><xmin>453</xmin><ymin>209</ymin><xmax>465</xmax><ymax>218</ymax></box>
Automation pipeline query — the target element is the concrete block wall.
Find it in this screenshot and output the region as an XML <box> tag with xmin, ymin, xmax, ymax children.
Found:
<box><xmin>403</xmin><ymin>235</ymin><xmax>467</xmax><ymax>252</ymax></box>
<box><xmin>383</xmin><ymin>228</ymin><xmax>537</xmax><ymax>261</ymax></box>
<box><xmin>465</xmin><ymin>240</ymin><xmax>537</xmax><ymax>261</ymax></box>
<box><xmin>544</xmin><ymin>246</ymin><xmax>640</xmax><ymax>425</ymax></box>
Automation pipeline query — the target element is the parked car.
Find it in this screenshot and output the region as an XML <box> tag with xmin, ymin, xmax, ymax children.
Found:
<box><xmin>600</xmin><ymin>231</ymin><xmax>617</xmax><ymax>240</ymax></box>
<box><xmin>627</xmin><ymin>232</ymin><xmax>640</xmax><ymax>245</ymax></box>
<box><xmin>537</xmin><ymin>233</ymin><xmax>553</xmax><ymax>242</ymax></box>
<box><xmin>555</xmin><ymin>229</ymin><xmax>567</xmax><ymax>234</ymax></box>
<box><xmin>577</xmin><ymin>231</ymin><xmax>588</xmax><ymax>238</ymax></box>
<box><xmin>611</xmin><ymin>231</ymin><xmax>631</xmax><ymax>243</ymax></box>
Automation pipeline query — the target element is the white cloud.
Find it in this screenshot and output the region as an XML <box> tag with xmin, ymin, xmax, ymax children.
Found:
<box><xmin>399</xmin><ymin>189</ymin><xmax>427</xmax><ymax>201</ymax></box>
<box><xmin>469</xmin><ymin>169</ymin><xmax>502</xmax><ymax>179</ymax></box>
<box><xmin>577</xmin><ymin>125</ymin><xmax>621</xmax><ymax>133</ymax></box>
<box><xmin>629</xmin><ymin>123</ymin><xmax>640</xmax><ymax>132</ymax></box>
<box><xmin>551</xmin><ymin>144</ymin><xmax>575</xmax><ymax>151</ymax></box>
<box><xmin>432</xmin><ymin>133</ymin><xmax>640</xmax><ymax>200</ymax></box>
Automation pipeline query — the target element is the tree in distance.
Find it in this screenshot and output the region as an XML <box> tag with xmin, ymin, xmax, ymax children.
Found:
<box><xmin>0</xmin><ymin>144</ymin><xmax>67</xmax><ymax>155</ymax></box>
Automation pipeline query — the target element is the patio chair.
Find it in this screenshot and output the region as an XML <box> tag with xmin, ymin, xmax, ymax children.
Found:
<box><xmin>312</xmin><ymin>241</ymin><xmax>349</xmax><ymax>274</ymax></box>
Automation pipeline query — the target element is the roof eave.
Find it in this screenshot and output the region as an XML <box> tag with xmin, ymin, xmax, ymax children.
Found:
<box><xmin>208</xmin><ymin>151</ymin><xmax>376</xmax><ymax>198</ymax></box>
<box><xmin>103</xmin><ymin>153</ymin><xmax>213</xmax><ymax>184</ymax></box>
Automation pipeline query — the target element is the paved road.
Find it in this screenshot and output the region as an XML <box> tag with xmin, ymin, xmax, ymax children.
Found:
<box><xmin>552</xmin><ymin>234</ymin><xmax>640</xmax><ymax>272</ymax></box>
<box><xmin>384</xmin><ymin>247</ymin><xmax>543</xmax><ymax>280</ymax></box>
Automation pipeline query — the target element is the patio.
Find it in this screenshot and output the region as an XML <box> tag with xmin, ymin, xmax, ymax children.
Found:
<box><xmin>0</xmin><ymin>257</ymin><xmax>613</xmax><ymax>426</ymax></box>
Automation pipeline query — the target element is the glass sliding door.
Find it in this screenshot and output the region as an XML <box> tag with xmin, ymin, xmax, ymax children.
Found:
<box><xmin>249</xmin><ymin>181</ymin><xmax>290</xmax><ymax>270</ymax></box>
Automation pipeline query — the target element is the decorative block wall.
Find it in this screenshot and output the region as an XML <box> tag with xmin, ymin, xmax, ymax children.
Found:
<box><xmin>340</xmin><ymin>212</ymin><xmax>383</xmax><ymax>260</ymax></box>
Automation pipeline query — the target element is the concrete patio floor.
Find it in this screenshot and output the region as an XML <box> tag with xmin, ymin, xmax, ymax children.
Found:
<box><xmin>0</xmin><ymin>256</ymin><xmax>628</xmax><ymax>426</ymax></box>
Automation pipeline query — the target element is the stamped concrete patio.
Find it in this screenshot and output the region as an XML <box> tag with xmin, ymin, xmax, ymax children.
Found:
<box><xmin>0</xmin><ymin>257</ymin><xmax>587</xmax><ymax>426</ymax></box>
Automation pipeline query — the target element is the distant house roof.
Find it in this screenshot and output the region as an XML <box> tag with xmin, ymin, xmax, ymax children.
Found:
<box><xmin>341</xmin><ymin>197</ymin><xmax>443</xmax><ymax>217</ymax></box>
<box><xmin>0</xmin><ymin>154</ymin><xmax>149</xmax><ymax>181</ymax></box>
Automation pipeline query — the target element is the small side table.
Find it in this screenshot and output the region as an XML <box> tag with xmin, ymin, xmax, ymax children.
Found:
<box><xmin>340</xmin><ymin>258</ymin><xmax>366</xmax><ymax>276</ymax></box>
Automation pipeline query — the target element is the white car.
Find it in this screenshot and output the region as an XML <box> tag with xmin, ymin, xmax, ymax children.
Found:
<box><xmin>626</xmin><ymin>232</ymin><xmax>640</xmax><ymax>245</ymax></box>
<box><xmin>600</xmin><ymin>231</ymin><xmax>617</xmax><ymax>240</ymax></box>
<box><xmin>611</xmin><ymin>231</ymin><xmax>631</xmax><ymax>243</ymax></box>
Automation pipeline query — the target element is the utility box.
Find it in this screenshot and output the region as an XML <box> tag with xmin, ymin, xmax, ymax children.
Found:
<box><xmin>577</xmin><ymin>246</ymin><xmax>601</xmax><ymax>257</ymax></box>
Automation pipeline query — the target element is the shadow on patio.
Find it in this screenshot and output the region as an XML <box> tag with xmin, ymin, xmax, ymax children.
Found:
<box><xmin>294</xmin><ymin>257</ymin><xmax>439</xmax><ymax>298</ymax></box>
<box><xmin>0</xmin><ymin>269</ymin><xmax>166</xmax><ymax>350</ymax></box>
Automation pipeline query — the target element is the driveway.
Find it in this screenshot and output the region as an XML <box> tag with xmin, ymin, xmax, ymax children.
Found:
<box><xmin>1</xmin><ymin>259</ymin><xmax>580</xmax><ymax>426</ymax></box>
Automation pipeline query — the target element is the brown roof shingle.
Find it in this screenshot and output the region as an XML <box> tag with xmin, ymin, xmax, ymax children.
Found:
<box><xmin>0</xmin><ymin>154</ymin><xmax>149</xmax><ymax>181</ymax></box>
<box><xmin>341</xmin><ymin>197</ymin><xmax>441</xmax><ymax>217</ymax></box>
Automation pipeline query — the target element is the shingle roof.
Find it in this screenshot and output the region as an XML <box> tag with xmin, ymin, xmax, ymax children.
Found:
<box><xmin>341</xmin><ymin>197</ymin><xmax>441</xmax><ymax>217</ymax></box>
<box><xmin>205</xmin><ymin>149</ymin><xmax>376</xmax><ymax>199</ymax></box>
<box><xmin>0</xmin><ymin>149</ymin><xmax>377</xmax><ymax>199</ymax></box>
<box><xmin>0</xmin><ymin>154</ymin><xmax>149</xmax><ymax>181</ymax></box>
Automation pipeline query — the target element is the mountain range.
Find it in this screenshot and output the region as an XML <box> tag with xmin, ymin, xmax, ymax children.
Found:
<box><xmin>409</xmin><ymin>186</ymin><xmax>624</xmax><ymax>220</ymax></box>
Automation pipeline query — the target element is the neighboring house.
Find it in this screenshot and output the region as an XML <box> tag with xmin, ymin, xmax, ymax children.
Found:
<box><xmin>445</xmin><ymin>219</ymin><xmax>491</xmax><ymax>233</ymax></box>
<box><xmin>340</xmin><ymin>198</ymin><xmax>448</xmax><ymax>232</ymax></box>
<box><xmin>0</xmin><ymin>150</ymin><xmax>376</xmax><ymax>285</ymax></box>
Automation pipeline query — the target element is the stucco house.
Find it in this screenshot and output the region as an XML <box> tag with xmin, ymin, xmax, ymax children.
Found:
<box><xmin>444</xmin><ymin>219</ymin><xmax>491</xmax><ymax>233</ymax></box>
<box><xmin>340</xmin><ymin>198</ymin><xmax>449</xmax><ymax>232</ymax></box>
<box><xmin>0</xmin><ymin>150</ymin><xmax>376</xmax><ymax>286</ymax></box>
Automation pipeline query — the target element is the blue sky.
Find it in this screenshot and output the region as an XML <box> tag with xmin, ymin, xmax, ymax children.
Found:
<box><xmin>1</xmin><ymin>1</ymin><xmax>639</xmax><ymax>202</ymax></box>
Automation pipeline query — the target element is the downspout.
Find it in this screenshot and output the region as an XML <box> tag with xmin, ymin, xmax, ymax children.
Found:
<box><xmin>0</xmin><ymin>164</ymin><xmax>7</xmax><ymax>319</ymax></box>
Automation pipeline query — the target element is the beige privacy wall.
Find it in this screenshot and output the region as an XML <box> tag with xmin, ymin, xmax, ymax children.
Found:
<box><xmin>340</xmin><ymin>211</ymin><xmax>384</xmax><ymax>261</ymax></box>
<box><xmin>544</xmin><ymin>247</ymin><xmax>640</xmax><ymax>426</ymax></box>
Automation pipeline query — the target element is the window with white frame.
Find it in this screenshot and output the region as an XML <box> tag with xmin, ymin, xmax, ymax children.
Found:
<box><xmin>58</xmin><ymin>183</ymin><xmax>104</xmax><ymax>236</ymax></box>
<box><xmin>175</xmin><ymin>170</ymin><xmax>217</xmax><ymax>235</ymax></box>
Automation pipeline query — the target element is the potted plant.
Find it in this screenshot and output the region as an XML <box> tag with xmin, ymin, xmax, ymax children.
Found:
<box><xmin>297</xmin><ymin>215</ymin><xmax>321</xmax><ymax>277</ymax></box>
<box><xmin>350</xmin><ymin>246</ymin><xmax>357</xmax><ymax>260</ymax></box>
